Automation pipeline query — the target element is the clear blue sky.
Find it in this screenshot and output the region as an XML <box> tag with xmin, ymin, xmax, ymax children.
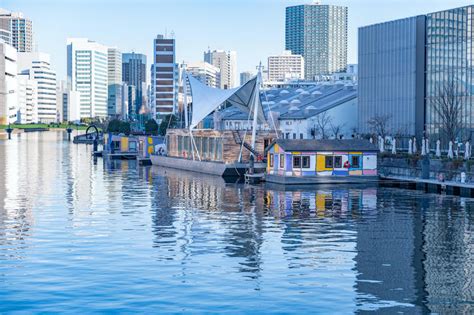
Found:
<box><xmin>3</xmin><ymin>0</ymin><xmax>473</xmax><ymax>82</ymax></box>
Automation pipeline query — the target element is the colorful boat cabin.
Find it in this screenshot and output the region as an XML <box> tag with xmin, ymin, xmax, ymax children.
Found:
<box><xmin>104</xmin><ymin>133</ymin><xmax>139</xmax><ymax>154</ymax></box>
<box><xmin>266</xmin><ymin>139</ymin><xmax>378</xmax><ymax>183</ymax></box>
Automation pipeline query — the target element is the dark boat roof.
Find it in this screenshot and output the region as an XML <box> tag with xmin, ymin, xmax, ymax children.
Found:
<box><xmin>270</xmin><ymin>139</ymin><xmax>378</xmax><ymax>152</ymax></box>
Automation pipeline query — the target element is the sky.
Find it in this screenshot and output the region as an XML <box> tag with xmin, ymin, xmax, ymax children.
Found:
<box><xmin>3</xmin><ymin>0</ymin><xmax>474</xmax><ymax>82</ymax></box>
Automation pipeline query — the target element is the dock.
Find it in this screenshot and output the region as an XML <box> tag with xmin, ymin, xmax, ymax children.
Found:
<box><xmin>381</xmin><ymin>175</ymin><xmax>474</xmax><ymax>197</ymax></box>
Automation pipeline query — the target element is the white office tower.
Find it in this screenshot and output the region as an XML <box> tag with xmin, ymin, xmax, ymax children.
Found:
<box><xmin>0</xmin><ymin>42</ymin><xmax>18</xmax><ymax>125</ymax></box>
<box><xmin>62</xmin><ymin>90</ymin><xmax>81</xmax><ymax>123</ymax></box>
<box><xmin>204</xmin><ymin>49</ymin><xmax>237</xmax><ymax>89</ymax></box>
<box><xmin>17</xmin><ymin>73</ymin><xmax>37</xmax><ymax>123</ymax></box>
<box><xmin>107</xmin><ymin>47</ymin><xmax>122</xmax><ymax>117</ymax></box>
<box><xmin>17</xmin><ymin>52</ymin><xmax>57</xmax><ymax>123</ymax></box>
<box><xmin>185</xmin><ymin>61</ymin><xmax>220</xmax><ymax>88</ymax></box>
<box><xmin>67</xmin><ymin>38</ymin><xmax>108</xmax><ymax>119</ymax></box>
<box><xmin>267</xmin><ymin>50</ymin><xmax>305</xmax><ymax>82</ymax></box>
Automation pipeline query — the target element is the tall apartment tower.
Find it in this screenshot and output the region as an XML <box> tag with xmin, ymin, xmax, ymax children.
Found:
<box><xmin>17</xmin><ymin>52</ymin><xmax>57</xmax><ymax>123</ymax></box>
<box><xmin>67</xmin><ymin>38</ymin><xmax>108</xmax><ymax>119</ymax></box>
<box><xmin>151</xmin><ymin>34</ymin><xmax>178</xmax><ymax>117</ymax></box>
<box><xmin>285</xmin><ymin>3</ymin><xmax>347</xmax><ymax>80</ymax></box>
<box><xmin>267</xmin><ymin>50</ymin><xmax>305</xmax><ymax>82</ymax></box>
<box><xmin>240</xmin><ymin>71</ymin><xmax>253</xmax><ymax>85</ymax></box>
<box><xmin>122</xmin><ymin>52</ymin><xmax>147</xmax><ymax>116</ymax></box>
<box><xmin>204</xmin><ymin>49</ymin><xmax>237</xmax><ymax>89</ymax></box>
<box><xmin>107</xmin><ymin>47</ymin><xmax>122</xmax><ymax>117</ymax></box>
<box><xmin>0</xmin><ymin>9</ymin><xmax>33</xmax><ymax>52</ymax></box>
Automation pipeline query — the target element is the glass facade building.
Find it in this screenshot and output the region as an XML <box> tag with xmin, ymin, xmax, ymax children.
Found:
<box><xmin>122</xmin><ymin>52</ymin><xmax>146</xmax><ymax>116</ymax></box>
<box><xmin>425</xmin><ymin>6</ymin><xmax>474</xmax><ymax>140</ymax></box>
<box><xmin>285</xmin><ymin>3</ymin><xmax>347</xmax><ymax>80</ymax></box>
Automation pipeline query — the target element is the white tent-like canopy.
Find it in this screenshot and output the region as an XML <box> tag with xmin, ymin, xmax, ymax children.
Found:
<box><xmin>187</xmin><ymin>74</ymin><xmax>265</xmax><ymax>130</ymax></box>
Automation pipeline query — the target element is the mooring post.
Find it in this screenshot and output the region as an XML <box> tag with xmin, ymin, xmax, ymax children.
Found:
<box><xmin>67</xmin><ymin>127</ymin><xmax>73</xmax><ymax>141</ymax></box>
<box><xmin>6</xmin><ymin>126</ymin><xmax>12</xmax><ymax>140</ymax></box>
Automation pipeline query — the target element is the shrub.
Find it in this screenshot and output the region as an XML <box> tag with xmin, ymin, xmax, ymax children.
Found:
<box><xmin>145</xmin><ymin>119</ymin><xmax>159</xmax><ymax>135</ymax></box>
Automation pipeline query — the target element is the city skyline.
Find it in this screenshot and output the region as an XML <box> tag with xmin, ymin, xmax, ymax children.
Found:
<box><xmin>4</xmin><ymin>0</ymin><xmax>473</xmax><ymax>83</ymax></box>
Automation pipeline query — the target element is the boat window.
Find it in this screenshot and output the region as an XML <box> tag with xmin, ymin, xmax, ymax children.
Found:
<box><xmin>129</xmin><ymin>141</ymin><xmax>137</xmax><ymax>151</ymax></box>
<box><xmin>280</xmin><ymin>154</ymin><xmax>285</xmax><ymax>168</ymax></box>
<box><xmin>352</xmin><ymin>155</ymin><xmax>360</xmax><ymax>168</ymax></box>
<box><xmin>293</xmin><ymin>156</ymin><xmax>301</xmax><ymax>168</ymax></box>
<box><xmin>334</xmin><ymin>156</ymin><xmax>342</xmax><ymax>168</ymax></box>
<box><xmin>325</xmin><ymin>156</ymin><xmax>333</xmax><ymax>168</ymax></box>
<box><xmin>270</xmin><ymin>154</ymin><xmax>274</xmax><ymax>167</ymax></box>
<box><xmin>302</xmin><ymin>156</ymin><xmax>310</xmax><ymax>168</ymax></box>
<box><xmin>112</xmin><ymin>141</ymin><xmax>120</xmax><ymax>151</ymax></box>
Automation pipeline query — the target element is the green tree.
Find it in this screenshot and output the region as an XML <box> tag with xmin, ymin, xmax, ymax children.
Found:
<box><xmin>145</xmin><ymin>119</ymin><xmax>159</xmax><ymax>135</ymax></box>
<box><xmin>118</xmin><ymin>121</ymin><xmax>131</xmax><ymax>135</ymax></box>
<box><xmin>107</xmin><ymin>119</ymin><xmax>121</xmax><ymax>133</ymax></box>
<box><xmin>159</xmin><ymin>115</ymin><xmax>176</xmax><ymax>136</ymax></box>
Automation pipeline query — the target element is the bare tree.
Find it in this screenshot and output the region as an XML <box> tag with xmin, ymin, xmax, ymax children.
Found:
<box><xmin>367</xmin><ymin>114</ymin><xmax>392</xmax><ymax>139</ymax></box>
<box><xmin>431</xmin><ymin>79</ymin><xmax>464</xmax><ymax>142</ymax></box>
<box><xmin>314</xmin><ymin>112</ymin><xmax>332</xmax><ymax>139</ymax></box>
<box><xmin>330</xmin><ymin>121</ymin><xmax>346</xmax><ymax>139</ymax></box>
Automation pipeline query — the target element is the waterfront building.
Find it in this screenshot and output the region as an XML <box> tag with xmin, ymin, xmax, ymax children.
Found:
<box><xmin>17</xmin><ymin>73</ymin><xmax>38</xmax><ymax>123</ymax></box>
<box><xmin>151</xmin><ymin>34</ymin><xmax>178</xmax><ymax>117</ymax></box>
<box><xmin>265</xmin><ymin>139</ymin><xmax>377</xmax><ymax>184</ymax></box>
<box><xmin>331</xmin><ymin>63</ymin><xmax>357</xmax><ymax>83</ymax></box>
<box><xmin>217</xmin><ymin>83</ymin><xmax>358</xmax><ymax>140</ymax></box>
<box><xmin>0</xmin><ymin>9</ymin><xmax>33</xmax><ymax>52</ymax></box>
<box><xmin>185</xmin><ymin>61</ymin><xmax>220</xmax><ymax>88</ymax></box>
<box><xmin>107</xmin><ymin>47</ymin><xmax>122</xmax><ymax>118</ymax></box>
<box><xmin>61</xmin><ymin>89</ymin><xmax>81</xmax><ymax>122</ymax></box>
<box><xmin>285</xmin><ymin>2</ymin><xmax>348</xmax><ymax>80</ymax></box>
<box><xmin>204</xmin><ymin>49</ymin><xmax>237</xmax><ymax>89</ymax></box>
<box><xmin>67</xmin><ymin>38</ymin><xmax>108</xmax><ymax>119</ymax></box>
<box><xmin>0</xmin><ymin>41</ymin><xmax>17</xmax><ymax>125</ymax></box>
<box><xmin>17</xmin><ymin>52</ymin><xmax>58</xmax><ymax>123</ymax></box>
<box><xmin>122</xmin><ymin>52</ymin><xmax>146</xmax><ymax>116</ymax></box>
<box><xmin>267</xmin><ymin>50</ymin><xmax>304</xmax><ymax>82</ymax></box>
<box><xmin>358</xmin><ymin>5</ymin><xmax>474</xmax><ymax>140</ymax></box>
<box><xmin>358</xmin><ymin>16</ymin><xmax>426</xmax><ymax>137</ymax></box>
<box><xmin>240</xmin><ymin>71</ymin><xmax>253</xmax><ymax>85</ymax></box>
<box><xmin>121</xmin><ymin>82</ymin><xmax>129</xmax><ymax>120</ymax></box>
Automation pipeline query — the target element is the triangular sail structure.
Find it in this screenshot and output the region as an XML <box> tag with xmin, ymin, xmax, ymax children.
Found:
<box><xmin>187</xmin><ymin>74</ymin><xmax>265</xmax><ymax>130</ymax></box>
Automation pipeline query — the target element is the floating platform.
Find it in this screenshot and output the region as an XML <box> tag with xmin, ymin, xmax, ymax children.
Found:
<box><xmin>381</xmin><ymin>175</ymin><xmax>474</xmax><ymax>198</ymax></box>
<box><xmin>265</xmin><ymin>174</ymin><xmax>379</xmax><ymax>185</ymax></box>
<box><xmin>22</xmin><ymin>128</ymin><xmax>50</xmax><ymax>132</ymax></box>
<box><xmin>106</xmin><ymin>152</ymin><xmax>137</xmax><ymax>160</ymax></box>
<box><xmin>150</xmin><ymin>155</ymin><xmax>265</xmax><ymax>177</ymax></box>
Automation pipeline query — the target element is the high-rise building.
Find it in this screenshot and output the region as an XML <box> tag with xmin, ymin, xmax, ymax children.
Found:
<box><xmin>122</xmin><ymin>52</ymin><xmax>147</xmax><ymax>116</ymax></box>
<box><xmin>359</xmin><ymin>5</ymin><xmax>474</xmax><ymax>139</ymax></box>
<box><xmin>204</xmin><ymin>49</ymin><xmax>237</xmax><ymax>89</ymax></box>
<box><xmin>17</xmin><ymin>73</ymin><xmax>38</xmax><ymax>124</ymax></box>
<box><xmin>151</xmin><ymin>34</ymin><xmax>178</xmax><ymax>117</ymax></box>
<box><xmin>107</xmin><ymin>47</ymin><xmax>122</xmax><ymax>117</ymax></box>
<box><xmin>18</xmin><ymin>52</ymin><xmax>58</xmax><ymax>123</ymax></box>
<box><xmin>0</xmin><ymin>9</ymin><xmax>33</xmax><ymax>52</ymax></box>
<box><xmin>286</xmin><ymin>3</ymin><xmax>347</xmax><ymax>80</ymax></box>
<box><xmin>62</xmin><ymin>89</ymin><xmax>81</xmax><ymax>122</ymax></box>
<box><xmin>0</xmin><ymin>42</ymin><xmax>17</xmax><ymax>125</ymax></box>
<box><xmin>185</xmin><ymin>61</ymin><xmax>220</xmax><ymax>88</ymax></box>
<box><xmin>67</xmin><ymin>38</ymin><xmax>108</xmax><ymax>119</ymax></box>
<box><xmin>267</xmin><ymin>50</ymin><xmax>305</xmax><ymax>82</ymax></box>
<box><xmin>240</xmin><ymin>71</ymin><xmax>253</xmax><ymax>86</ymax></box>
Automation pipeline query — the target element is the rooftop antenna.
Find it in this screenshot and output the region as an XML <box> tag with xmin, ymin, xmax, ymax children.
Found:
<box><xmin>170</xmin><ymin>30</ymin><xmax>175</xmax><ymax>39</ymax></box>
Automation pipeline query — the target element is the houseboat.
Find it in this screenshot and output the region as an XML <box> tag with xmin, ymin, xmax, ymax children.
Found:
<box><xmin>103</xmin><ymin>133</ymin><xmax>139</xmax><ymax>159</ymax></box>
<box><xmin>151</xmin><ymin>66</ymin><xmax>278</xmax><ymax>177</ymax></box>
<box><xmin>137</xmin><ymin>135</ymin><xmax>163</xmax><ymax>165</ymax></box>
<box><xmin>151</xmin><ymin>128</ymin><xmax>277</xmax><ymax>177</ymax></box>
<box><xmin>265</xmin><ymin>139</ymin><xmax>378</xmax><ymax>185</ymax></box>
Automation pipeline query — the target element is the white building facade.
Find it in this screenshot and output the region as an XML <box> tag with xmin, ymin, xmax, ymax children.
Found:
<box><xmin>17</xmin><ymin>73</ymin><xmax>37</xmax><ymax>123</ymax></box>
<box><xmin>185</xmin><ymin>61</ymin><xmax>220</xmax><ymax>88</ymax></box>
<box><xmin>67</xmin><ymin>38</ymin><xmax>108</xmax><ymax>119</ymax></box>
<box><xmin>267</xmin><ymin>50</ymin><xmax>304</xmax><ymax>82</ymax></box>
<box><xmin>0</xmin><ymin>9</ymin><xmax>33</xmax><ymax>52</ymax></box>
<box><xmin>204</xmin><ymin>49</ymin><xmax>237</xmax><ymax>89</ymax></box>
<box><xmin>0</xmin><ymin>42</ymin><xmax>18</xmax><ymax>125</ymax></box>
<box><xmin>18</xmin><ymin>52</ymin><xmax>57</xmax><ymax>123</ymax></box>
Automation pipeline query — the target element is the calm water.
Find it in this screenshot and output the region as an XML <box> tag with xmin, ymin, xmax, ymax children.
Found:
<box><xmin>0</xmin><ymin>131</ymin><xmax>473</xmax><ymax>314</ymax></box>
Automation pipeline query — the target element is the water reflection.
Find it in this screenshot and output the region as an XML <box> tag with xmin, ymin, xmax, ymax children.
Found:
<box><xmin>0</xmin><ymin>131</ymin><xmax>472</xmax><ymax>313</ymax></box>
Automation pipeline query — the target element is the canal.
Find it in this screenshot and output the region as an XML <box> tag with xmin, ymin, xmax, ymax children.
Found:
<box><xmin>0</xmin><ymin>131</ymin><xmax>473</xmax><ymax>313</ymax></box>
